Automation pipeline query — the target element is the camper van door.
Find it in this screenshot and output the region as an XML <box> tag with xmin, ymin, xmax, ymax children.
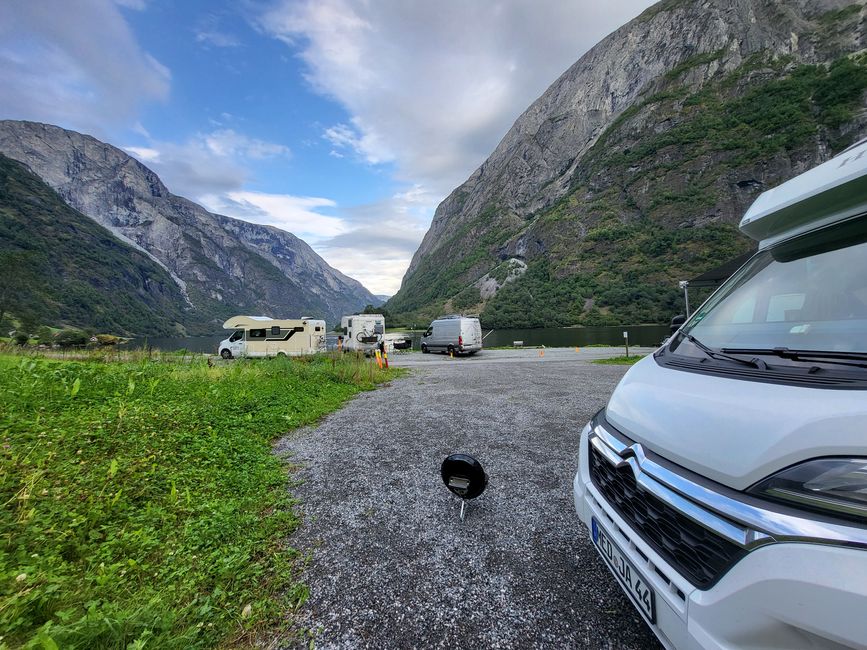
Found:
<box><xmin>228</xmin><ymin>330</ymin><xmax>245</xmax><ymax>357</ymax></box>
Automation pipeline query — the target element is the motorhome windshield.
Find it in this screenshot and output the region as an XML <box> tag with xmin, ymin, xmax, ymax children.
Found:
<box><xmin>674</xmin><ymin>218</ymin><xmax>867</xmax><ymax>357</ymax></box>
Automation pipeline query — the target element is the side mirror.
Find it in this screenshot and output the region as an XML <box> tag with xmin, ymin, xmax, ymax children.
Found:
<box><xmin>670</xmin><ymin>314</ymin><xmax>686</xmax><ymax>334</ymax></box>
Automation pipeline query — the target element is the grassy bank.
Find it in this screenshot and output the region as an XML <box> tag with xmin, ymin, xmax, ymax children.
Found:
<box><xmin>0</xmin><ymin>351</ymin><xmax>402</xmax><ymax>649</ymax></box>
<box><xmin>592</xmin><ymin>355</ymin><xmax>646</xmax><ymax>365</ymax></box>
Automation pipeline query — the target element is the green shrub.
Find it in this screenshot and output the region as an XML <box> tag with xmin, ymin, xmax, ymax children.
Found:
<box><xmin>54</xmin><ymin>329</ymin><xmax>89</xmax><ymax>348</ymax></box>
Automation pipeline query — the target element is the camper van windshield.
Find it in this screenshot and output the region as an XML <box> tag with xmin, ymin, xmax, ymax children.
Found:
<box><xmin>229</xmin><ymin>330</ymin><xmax>243</xmax><ymax>342</ymax></box>
<box><xmin>675</xmin><ymin>221</ymin><xmax>867</xmax><ymax>358</ymax></box>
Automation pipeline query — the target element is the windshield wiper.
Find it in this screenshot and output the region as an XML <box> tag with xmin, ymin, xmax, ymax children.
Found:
<box><xmin>681</xmin><ymin>333</ymin><xmax>762</xmax><ymax>369</ymax></box>
<box><xmin>722</xmin><ymin>347</ymin><xmax>867</xmax><ymax>369</ymax></box>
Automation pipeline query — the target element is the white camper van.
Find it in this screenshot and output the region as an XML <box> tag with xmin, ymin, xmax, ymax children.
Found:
<box><xmin>574</xmin><ymin>140</ymin><xmax>867</xmax><ymax>649</ymax></box>
<box><xmin>340</xmin><ymin>313</ymin><xmax>385</xmax><ymax>354</ymax></box>
<box><xmin>420</xmin><ymin>316</ymin><xmax>482</xmax><ymax>355</ymax></box>
<box><xmin>218</xmin><ymin>315</ymin><xmax>326</xmax><ymax>359</ymax></box>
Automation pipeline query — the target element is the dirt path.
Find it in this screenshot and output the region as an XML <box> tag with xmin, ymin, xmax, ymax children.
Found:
<box><xmin>274</xmin><ymin>353</ymin><xmax>661</xmax><ymax>649</ymax></box>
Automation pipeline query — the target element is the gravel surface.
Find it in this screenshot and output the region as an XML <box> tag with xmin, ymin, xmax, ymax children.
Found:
<box><xmin>274</xmin><ymin>350</ymin><xmax>662</xmax><ymax>649</ymax></box>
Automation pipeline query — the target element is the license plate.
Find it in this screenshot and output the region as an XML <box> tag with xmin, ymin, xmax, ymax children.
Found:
<box><xmin>592</xmin><ymin>517</ymin><xmax>656</xmax><ymax>623</ymax></box>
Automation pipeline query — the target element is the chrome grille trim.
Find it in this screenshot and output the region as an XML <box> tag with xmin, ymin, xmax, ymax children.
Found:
<box><xmin>589</xmin><ymin>434</ymin><xmax>756</xmax><ymax>548</ymax></box>
<box><xmin>591</xmin><ymin>420</ymin><xmax>867</xmax><ymax>548</ymax></box>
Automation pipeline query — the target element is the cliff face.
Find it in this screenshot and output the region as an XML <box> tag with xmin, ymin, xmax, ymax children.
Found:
<box><xmin>0</xmin><ymin>121</ymin><xmax>377</xmax><ymax>330</ymax></box>
<box><xmin>389</xmin><ymin>0</ymin><xmax>867</xmax><ymax>326</ymax></box>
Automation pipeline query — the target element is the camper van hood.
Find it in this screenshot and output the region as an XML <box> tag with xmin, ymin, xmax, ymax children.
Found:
<box><xmin>604</xmin><ymin>356</ymin><xmax>867</xmax><ymax>491</ymax></box>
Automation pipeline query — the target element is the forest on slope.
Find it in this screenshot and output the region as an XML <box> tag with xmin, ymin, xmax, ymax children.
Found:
<box><xmin>0</xmin><ymin>154</ymin><xmax>192</xmax><ymax>335</ymax></box>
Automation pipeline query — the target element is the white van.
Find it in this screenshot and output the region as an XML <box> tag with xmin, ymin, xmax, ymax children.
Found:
<box><xmin>340</xmin><ymin>313</ymin><xmax>385</xmax><ymax>354</ymax></box>
<box><xmin>574</xmin><ymin>140</ymin><xmax>867</xmax><ymax>649</ymax></box>
<box><xmin>421</xmin><ymin>315</ymin><xmax>482</xmax><ymax>355</ymax></box>
<box><xmin>218</xmin><ymin>315</ymin><xmax>326</xmax><ymax>359</ymax></box>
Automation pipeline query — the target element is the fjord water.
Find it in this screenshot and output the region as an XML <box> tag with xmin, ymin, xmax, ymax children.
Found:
<box><xmin>124</xmin><ymin>325</ymin><xmax>669</xmax><ymax>354</ymax></box>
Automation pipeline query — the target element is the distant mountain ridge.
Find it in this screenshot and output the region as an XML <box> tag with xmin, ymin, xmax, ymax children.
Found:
<box><xmin>388</xmin><ymin>0</ymin><xmax>867</xmax><ymax>327</ymax></box>
<box><xmin>0</xmin><ymin>120</ymin><xmax>377</xmax><ymax>333</ymax></box>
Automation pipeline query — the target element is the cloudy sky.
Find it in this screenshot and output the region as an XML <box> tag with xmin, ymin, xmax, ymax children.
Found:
<box><xmin>0</xmin><ymin>0</ymin><xmax>654</xmax><ymax>295</ymax></box>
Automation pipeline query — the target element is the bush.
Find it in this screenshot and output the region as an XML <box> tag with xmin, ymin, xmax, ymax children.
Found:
<box><xmin>95</xmin><ymin>333</ymin><xmax>120</xmax><ymax>346</ymax></box>
<box><xmin>13</xmin><ymin>332</ymin><xmax>28</xmax><ymax>346</ymax></box>
<box><xmin>54</xmin><ymin>328</ymin><xmax>88</xmax><ymax>348</ymax></box>
<box><xmin>35</xmin><ymin>326</ymin><xmax>54</xmax><ymax>345</ymax></box>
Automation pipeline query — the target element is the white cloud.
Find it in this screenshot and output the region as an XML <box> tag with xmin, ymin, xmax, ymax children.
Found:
<box><xmin>196</xmin><ymin>30</ymin><xmax>241</xmax><ymax>48</ymax></box>
<box><xmin>258</xmin><ymin>0</ymin><xmax>655</xmax><ymax>195</ymax></box>
<box><xmin>123</xmin><ymin>130</ymin><xmax>290</xmax><ymax>198</ymax></box>
<box><xmin>0</xmin><ymin>0</ymin><xmax>169</xmax><ymax>134</ymax></box>
<box><xmin>124</xmin><ymin>146</ymin><xmax>160</xmax><ymax>162</ymax></box>
<box><xmin>203</xmin><ymin>129</ymin><xmax>290</xmax><ymax>159</ymax></box>
<box><xmin>195</xmin><ymin>13</ymin><xmax>241</xmax><ymax>48</ymax></box>
<box><xmin>313</xmin><ymin>186</ymin><xmax>436</xmax><ymax>294</ymax></box>
<box><xmin>203</xmin><ymin>191</ymin><xmax>346</xmax><ymax>242</ymax></box>
<box><xmin>323</xmin><ymin>119</ymin><xmax>392</xmax><ymax>164</ymax></box>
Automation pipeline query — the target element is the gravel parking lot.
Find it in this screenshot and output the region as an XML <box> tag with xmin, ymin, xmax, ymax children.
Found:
<box><xmin>275</xmin><ymin>349</ymin><xmax>661</xmax><ymax>649</ymax></box>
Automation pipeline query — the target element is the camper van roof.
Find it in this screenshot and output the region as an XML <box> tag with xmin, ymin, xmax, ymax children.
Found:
<box><xmin>740</xmin><ymin>137</ymin><xmax>867</xmax><ymax>249</ymax></box>
<box><xmin>222</xmin><ymin>315</ymin><xmax>310</xmax><ymax>329</ymax></box>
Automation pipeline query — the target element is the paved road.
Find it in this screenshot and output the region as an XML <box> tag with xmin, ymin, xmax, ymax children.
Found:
<box><xmin>386</xmin><ymin>346</ymin><xmax>656</xmax><ymax>367</ymax></box>
<box><xmin>275</xmin><ymin>350</ymin><xmax>661</xmax><ymax>649</ymax></box>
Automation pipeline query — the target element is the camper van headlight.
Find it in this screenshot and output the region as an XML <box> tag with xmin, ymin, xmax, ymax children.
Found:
<box><xmin>749</xmin><ymin>458</ymin><xmax>867</xmax><ymax>522</ymax></box>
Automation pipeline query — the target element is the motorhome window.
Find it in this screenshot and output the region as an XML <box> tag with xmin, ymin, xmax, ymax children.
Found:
<box><xmin>315</xmin><ymin>326</ymin><xmax>322</xmax><ymax>332</ymax></box>
<box><xmin>348</xmin><ymin>319</ymin><xmax>352</xmax><ymax>328</ymax></box>
<box><xmin>374</xmin><ymin>322</ymin><xmax>384</xmax><ymax>335</ymax></box>
<box><xmin>294</xmin><ymin>326</ymin><xmax>305</xmax><ymax>332</ymax></box>
<box><xmin>248</xmin><ymin>329</ymin><xmax>266</xmax><ymax>339</ymax></box>
<box><xmin>675</xmin><ymin>233</ymin><xmax>867</xmax><ymax>357</ymax></box>
<box><xmin>271</xmin><ymin>326</ymin><xmax>281</xmax><ymax>336</ymax></box>
<box><xmin>229</xmin><ymin>330</ymin><xmax>243</xmax><ymax>342</ymax></box>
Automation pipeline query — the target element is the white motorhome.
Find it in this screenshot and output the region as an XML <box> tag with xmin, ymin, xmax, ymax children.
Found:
<box><xmin>218</xmin><ymin>315</ymin><xmax>326</xmax><ymax>359</ymax></box>
<box><xmin>340</xmin><ymin>313</ymin><xmax>385</xmax><ymax>354</ymax></box>
<box><xmin>420</xmin><ymin>315</ymin><xmax>482</xmax><ymax>355</ymax></box>
<box><xmin>574</xmin><ymin>140</ymin><xmax>867</xmax><ymax>649</ymax></box>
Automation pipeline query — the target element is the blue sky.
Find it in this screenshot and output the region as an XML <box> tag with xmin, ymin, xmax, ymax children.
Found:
<box><xmin>0</xmin><ymin>0</ymin><xmax>654</xmax><ymax>294</ymax></box>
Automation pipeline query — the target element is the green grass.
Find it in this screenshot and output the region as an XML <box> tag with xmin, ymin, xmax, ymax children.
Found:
<box><xmin>592</xmin><ymin>355</ymin><xmax>646</xmax><ymax>365</ymax></box>
<box><xmin>0</xmin><ymin>350</ymin><xmax>403</xmax><ymax>649</ymax></box>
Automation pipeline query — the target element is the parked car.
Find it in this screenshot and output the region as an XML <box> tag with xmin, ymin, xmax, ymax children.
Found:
<box><xmin>574</xmin><ymin>139</ymin><xmax>867</xmax><ymax>649</ymax></box>
<box><xmin>420</xmin><ymin>316</ymin><xmax>482</xmax><ymax>355</ymax></box>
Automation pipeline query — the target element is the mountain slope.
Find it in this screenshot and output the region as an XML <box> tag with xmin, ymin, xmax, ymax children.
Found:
<box><xmin>0</xmin><ymin>154</ymin><xmax>190</xmax><ymax>334</ymax></box>
<box><xmin>0</xmin><ymin>121</ymin><xmax>377</xmax><ymax>330</ymax></box>
<box><xmin>389</xmin><ymin>0</ymin><xmax>867</xmax><ymax>326</ymax></box>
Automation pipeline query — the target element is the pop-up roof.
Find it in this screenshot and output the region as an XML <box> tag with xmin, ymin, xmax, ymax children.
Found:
<box><xmin>740</xmin><ymin>138</ymin><xmax>867</xmax><ymax>249</ymax></box>
<box><xmin>223</xmin><ymin>315</ymin><xmax>315</xmax><ymax>329</ymax></box>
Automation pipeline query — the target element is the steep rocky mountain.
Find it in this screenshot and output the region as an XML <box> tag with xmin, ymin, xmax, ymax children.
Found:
<box><xmin>0</xmin><ymin>121</ymin><xmax>377</xmax><ymax>332</ymax></box>
<box><xmin>0</xmin><ymin>154</ymin><xmax>190</xmax><ymax>335</ymax></box>
<box><xmin>388</xmin><ymin>0</ymin><xmax>867</xmax><ymax>327</ymax></box>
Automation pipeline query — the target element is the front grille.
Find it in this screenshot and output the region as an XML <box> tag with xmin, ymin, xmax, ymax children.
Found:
<box><xmin>589</xmin><ymin>444</ymin><xmax>747</xmax><ymax>589</ymax></box>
